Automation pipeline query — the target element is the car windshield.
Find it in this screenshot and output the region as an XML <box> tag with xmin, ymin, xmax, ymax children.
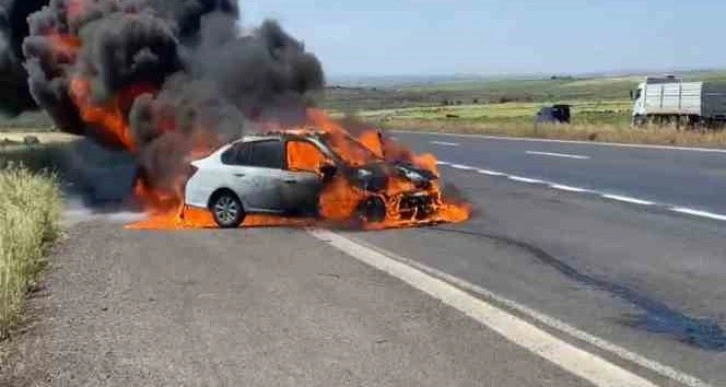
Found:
<box><xmin>318</xmin><ymin>131</ymin><xmax>384</xmax><ymax>167</ymax></box>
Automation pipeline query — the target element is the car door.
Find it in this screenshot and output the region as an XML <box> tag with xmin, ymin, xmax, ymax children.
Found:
<box><xmin>221</xmin><ymin>140</ymin><xmax>286</xmax><ymax>212</ymax></box>
<box><xmin>280</xmin><ymin>139</ymin><xmax>325</xmax><ymax>214</ymax></box>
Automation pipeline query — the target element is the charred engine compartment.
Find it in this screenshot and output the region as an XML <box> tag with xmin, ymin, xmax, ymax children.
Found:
<box><xmin>344</xmin><ymin>161</ymin><xmax>439</xmax><ymax>221</ymax></box>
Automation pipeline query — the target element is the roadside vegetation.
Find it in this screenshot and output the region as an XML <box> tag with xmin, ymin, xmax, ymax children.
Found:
<box><xmin>0</xmin><ymin>164</ymin><xmax>61</xmax><ymax>339</ymax></box>
<box><xmin>0</xmin><ymin>115</ymin><xmax>66</xmax><ymax>339</ymax></box>
<box><xmin>323</xmin><ymin>70</ymin><xmax>726</xmax><ymax>148</ymax></box>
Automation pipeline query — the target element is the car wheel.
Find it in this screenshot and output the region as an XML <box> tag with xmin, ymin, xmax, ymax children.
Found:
<box><xmin>357</xmin><ymin>196</ymin><xmax>387</xmax><ymax>224</ymax></box>
<box><xmin>210</xmin><ymin>191</ymin><xmax>245</xmax><ymax>228</ymax></box>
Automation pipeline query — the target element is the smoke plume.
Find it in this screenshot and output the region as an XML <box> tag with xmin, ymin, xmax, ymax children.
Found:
<box><xmin>0</xmin><ymin>0</ymin><xmax>324</xmax><ymax>194</ymax></box>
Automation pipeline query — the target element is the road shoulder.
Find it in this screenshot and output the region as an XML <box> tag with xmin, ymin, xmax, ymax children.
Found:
<box><xmin>1</xmin><ymin>220</ymin><xmax>587</xmax><ymax>386</ymax></box>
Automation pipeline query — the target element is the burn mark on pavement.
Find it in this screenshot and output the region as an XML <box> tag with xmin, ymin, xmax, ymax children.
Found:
<box><xmin>428</xmin><ymin>227</ymin><xmax>726</xmax><ymax>352</ymax></box>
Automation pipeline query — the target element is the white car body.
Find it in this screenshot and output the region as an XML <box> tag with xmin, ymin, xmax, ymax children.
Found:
<box><xmin>184</xmin><ymin>134</ymin><xmax>324</xmax><ymax>216</ymax></box>
<box><xmin>183</xmin><ymin>131</ymin><xmax>439</xmax><ymax>227</ymax></box>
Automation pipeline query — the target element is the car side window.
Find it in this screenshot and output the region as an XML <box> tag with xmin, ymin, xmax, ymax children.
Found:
<box><xmin>221</xmin><ymin>143</ymin><xmax>249</xmax><ymax>165</ymax></box>
<box><xmin>286</xmin><ymin>140</ymin><xmax>328</xmax><ymax>172</ymax></box>
<box><xmin>245</xmin><ymin>140</ymin><xmax>284</xmax><ymax>169</ymax></box>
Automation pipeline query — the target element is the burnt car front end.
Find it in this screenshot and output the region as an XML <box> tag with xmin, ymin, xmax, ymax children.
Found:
<box><xmin>305</xmin><ymin>130</ymin><xmax>443</xmax><ymax>224</ymax></box>
<box><xmin>348</xmin><ymin>160</ymin><xmax>441</xmax><ymax>222</ymax></box>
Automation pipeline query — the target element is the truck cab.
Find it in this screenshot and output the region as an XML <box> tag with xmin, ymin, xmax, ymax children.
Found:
<box><xmin>630</xmin><ymin>82</ymin><xmax>646</xmax><ymax>121</ymax></box>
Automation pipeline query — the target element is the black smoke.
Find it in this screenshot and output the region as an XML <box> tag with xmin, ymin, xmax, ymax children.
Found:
<box><xmin>0</xmin><ymin>0</ymin><xmax>324</xmax><ymax>195</ymax></box>
<box><xmin>0</xmin><ymin>0</ymin><xmax>47</xmax><ymax>115</ymax></box>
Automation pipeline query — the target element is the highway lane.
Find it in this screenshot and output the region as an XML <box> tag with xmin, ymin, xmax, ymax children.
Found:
<box><xmin>391</xmin><ymin>131</ymin><xmax>726</xmax><ymax>215</ymax></box>
<box><xmin>346</xmin><ymin>141</ymin><xmax>726</xmax><ymax>385</ymax></box>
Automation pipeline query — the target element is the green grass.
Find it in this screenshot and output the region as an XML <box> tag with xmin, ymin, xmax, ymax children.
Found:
<box><xmin>0</xmin><ymin>165</ymin><xmax>61</xmax><ymax>339</ymax></box>
<box><xmin>349</xmin><ymin>100</ymin><xmax>633</xmax><ymax>127</ymax></box>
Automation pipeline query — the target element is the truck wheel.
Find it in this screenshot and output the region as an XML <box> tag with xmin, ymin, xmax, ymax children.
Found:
<box><xmin>632</xmin><ymin>115</ymin><xmax>647</xmax><ymax>127</ymax></box>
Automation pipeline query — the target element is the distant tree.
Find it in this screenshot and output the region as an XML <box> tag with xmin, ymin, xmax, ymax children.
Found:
<box><xmin>473</xmin><ymin>98</ymin><xmax>479</xmax><ymax>104</ymax></box>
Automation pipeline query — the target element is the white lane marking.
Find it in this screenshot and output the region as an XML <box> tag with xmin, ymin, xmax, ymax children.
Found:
<box><xmin>477</xmin><ymin>169</ymin><xmax>505</xmax><ymax>176</ymax></box>
<box><xmin>526</xmin><ymin>151</ymin><xmax>591</xmax><ymax>160</ymax></box>
<box><xmin>323</xmin><ymin>232</ymin><xmax>710</xmax><ymax>387</ymax></box>
<box><xmin>431</xmin><ymin>141</ymin><xmax>460</xmax><ymax>147</ymax></box>
<box><xmin>311</xmin><ymin>230</ymin><xmax>661</xmax><ymax>387</ymax></box>
<box><xmin>601</xmin><ymin>195</ymin><xmax>655</xmax><ymax>206</ymax></box>
<box><xmin>394</xmin><ymin>130</ymin><xmax>726</xmax><ymax>154</ymax></box>
<box><xmin>550</xmin><ymin>184</ymin><xmax>591</xmax><ymax>193</ymax></box>
<box><xmin>670</xmin><ymin>208</ymin><xmax>726</xmax><ymax>222</ymax></box>
<box><xmin>508</xmin><ymin>176</ymin><xmax>545</xmax><ymax>184</ymax></box>
<box><xmin>441</xmin><ymin>161</ymin><xmax>726</xmax><ymax>222</ymax></box>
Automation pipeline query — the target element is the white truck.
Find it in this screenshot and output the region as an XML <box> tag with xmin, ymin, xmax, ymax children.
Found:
<box><xmin>631</xmin><ymin>76</ymin><xmax>726</xmax><ymax>127</ymax></box>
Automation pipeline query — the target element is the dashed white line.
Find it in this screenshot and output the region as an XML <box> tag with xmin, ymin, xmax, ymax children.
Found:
<box><xmin>440</xmin><ymin>160</ymin><xmax>726</xmax><ymax>223</ymax></box>
<box><xmin>670</xmin><ymin>208</ymin><xmax>726</xmax><ymax>222</ymax></box>
<box><xmin>311</xmin><ymin>230</ymin><xmax>662</xmax><ymax>387</ymax></box>
<box><xmin>526</xmin><ymin>151</ymin><xmax>591</xmax><ymax>160</ymax></box>
<box><xmin>601</xmin><ymin>195</ymin><xmax>655</xmax><ymax>206</ymax></box>
<box><xmin>431</xmin><ymin>141</ymin><xmax>461</xmax><ymax>147</ymax></box>
<box><xmin>550</xmin><ymin>184</ymin><xmax>591</xmax><ymax>193</ymax></box>
<box><xmin>477</xmin><ymin>169</ymin><xmax>505</xmax><ymax>176</ymax></box>
<box><xmin>508</xmin><ymin>176</ymin><xmax>545</xmax><ymax>184</ymax></box>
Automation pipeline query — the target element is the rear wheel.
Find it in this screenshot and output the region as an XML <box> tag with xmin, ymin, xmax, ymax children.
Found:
<box><xmin>210</xmin><ymin>191</ymin><xmax>245</xmax><ymax>228</ymax></box>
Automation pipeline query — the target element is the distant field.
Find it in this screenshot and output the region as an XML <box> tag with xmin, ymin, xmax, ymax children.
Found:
<box><xmin>324</xmin><ymin>70</ymin><xmax>726</xmax><ymax>148</ymax></box>
<box><xmin>322</xmin><ymin>69</ymin><xmax>726</xmax><ymax>112</ymax></box>
<box><xmin>0</xmin><ymin>111</ymin><xmax>54</xmax><ymax>131</ymax></box>
<box><xmin>1</xmin><ymin>132</ymin><xmax>79</xmax><ymax>145</ymax></box>
<box><xmin>355</xmin><ymin>100</ymin><xmax>632</xmax><ymax>126</ymax></box>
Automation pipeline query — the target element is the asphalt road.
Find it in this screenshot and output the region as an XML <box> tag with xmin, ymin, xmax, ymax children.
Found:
<box><xmin>1</xmin><ymin>221</ymin><xmax>588</xmax><ymax>386</ymax></box>
<box><xmin>350</xmin><ymin>132</ymin><xmax>726</xmax><ymax>384</ymax></box>
<box><xmin>392</xmin><ymin>131</ymin><xmax>726</xmax><ymax>215</ymax></box>
<box><xmin>3</xmin><ymin>132</ymin><xmax>725</xmax><ymax>386</ymax></box>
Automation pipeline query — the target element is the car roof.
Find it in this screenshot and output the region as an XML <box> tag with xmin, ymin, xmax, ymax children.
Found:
<box><xmin>234</xmin><ymin>134</ymin><xmax>282</xmax><ymax>143</ymax></box>
<box><xmin>230</xmin><ymin>130</ymin><xmax>325</xmax><ymax>144</ymax></box>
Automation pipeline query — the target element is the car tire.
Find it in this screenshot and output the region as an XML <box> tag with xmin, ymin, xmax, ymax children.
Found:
<box><xmin>357</xmin><ymin>196</ymin><xmax>387</xmax><ymax>224</ymax></box>
<box><xmin>210</xmin><ymin>191</ymin><xmax>245</xmax><ymax>228</ymax></box>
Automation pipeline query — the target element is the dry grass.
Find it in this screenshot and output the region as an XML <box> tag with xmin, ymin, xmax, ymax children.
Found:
<box><xmin>0</xmin><ymin>165</ymin><xmax>61</xmax><ymax>339</ymax></box>
<box><xmin>375</xmin><ymin>119</ymin><xmax>726</xmax><ymax>148</ymax></box>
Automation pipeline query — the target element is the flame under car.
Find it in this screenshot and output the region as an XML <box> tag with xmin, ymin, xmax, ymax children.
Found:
<box><xmin>182</xmin><ymin>131</ymin><xmax>441</xmax><ymax>228</ymax></box>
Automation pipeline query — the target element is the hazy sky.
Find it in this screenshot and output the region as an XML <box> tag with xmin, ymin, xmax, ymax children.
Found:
<box><xmin>242</xmin><ymin>0</ymin><xmax>726</xmax><ymax>76</ymax></box>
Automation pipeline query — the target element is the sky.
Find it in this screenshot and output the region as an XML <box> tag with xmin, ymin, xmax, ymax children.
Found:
<box><xmin>241</xmin><ymin>0</ymin><xmax>726</xmax><ymax>77</ymax></box>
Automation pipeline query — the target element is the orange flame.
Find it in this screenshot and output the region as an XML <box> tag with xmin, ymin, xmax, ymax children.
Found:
<box><xmin>70</xmin><ymin>78</ymin><xmax>157</xmax><ymax>150</ymax></box>
<box><xmin>126</xmin><ymin>108</ymin><xmax>470</xmax><ymax>230</ymax></box>
<box><xmin>36</xmin><ymin>0</ymin><xmax>469</xmax><ymax>232</ymax></box>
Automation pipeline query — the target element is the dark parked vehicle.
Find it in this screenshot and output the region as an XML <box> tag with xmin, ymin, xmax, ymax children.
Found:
<box><xmin>535</xmin><ymin>104</ymin><xmax>571</xmax><ymax>124</ymax></box>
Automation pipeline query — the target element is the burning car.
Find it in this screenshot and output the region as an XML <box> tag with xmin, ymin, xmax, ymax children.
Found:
<box><xmin>183</xmin><ymin>129</ymin><xmax>442</xmax><ymax>228</ymax></box>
